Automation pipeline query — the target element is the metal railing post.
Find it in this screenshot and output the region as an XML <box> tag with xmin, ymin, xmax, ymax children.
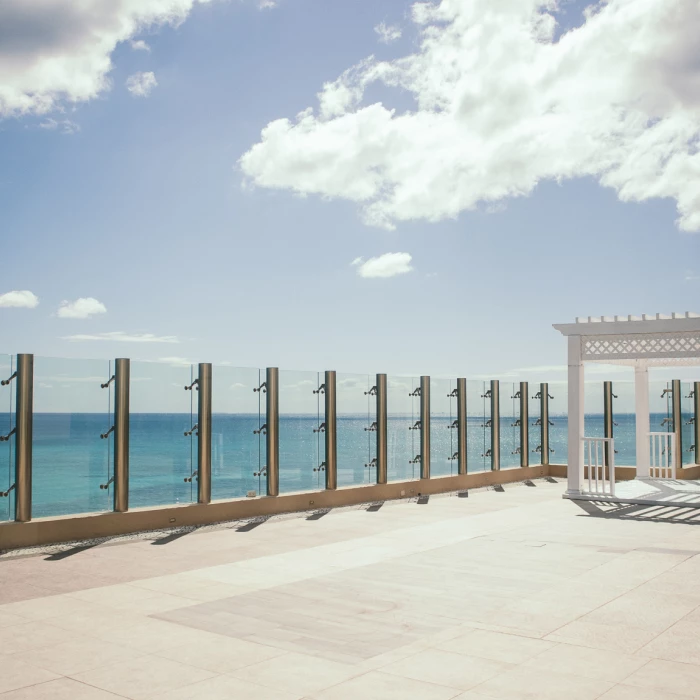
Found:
<box><xmin>540</xmin><ymin>382</ymin><xmax>550</xmax><ymax>467</ymax></box>
<box><xmin>266</xmin><ymin>367</ymin><xmax>279</xmax><ymax>496</ymax></box>
<box><xmin>491</xmin><ymin>380</ymin><xmax>500</xmax><ymax>471</ymax></box>
<box><xmin>197</xmin><ymin>363</ymin><xmax>212</xmax><ymax>504</ymax></box>
<box><xmin>519</xmin><ymin>381</ymin><xmax>528</xmax><ymax>468</ymax></box>
<box><xmin>603</xmin><ymin>381</ymin><xmax>614</xmax><ymax>470</ymax></box>
<box><xmin>672</xmin><ymin>379</ymin><xmax>682</xmax><ymax>469</ymax></box>
<box><xmin>113</xmin><ymin>358</ymin><xmax>130</xmax><ymax>513</ymax></box>
<box><xmin>376</xmin><ymin>374</ymin><xmax>387</xmax><ymax>484</ymax></box>
<box><xmin>325</xmin><ymin>370</ymin><xmax>337</xmax><ymax>490</ymax></box>
<box><xmin>457</xmin><ymin>378</ymin><xmax>467</xmax><ymax>475</ymax></box>
<box><xmin>420</xmin><ymin>376</ymin><xmax>430</xmax><ymax>479</ymax></box>
<box><xmin>15</xmin><ymin>354</ymin><xmax>33</xmax><ymax>523</ymax></box>
<box><xmin>694</xmin><ymin>382</ymin><xmax>700</xmax><ymax>467</ymax></box>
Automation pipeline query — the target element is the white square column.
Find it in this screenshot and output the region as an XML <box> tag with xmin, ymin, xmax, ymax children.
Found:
<box><xmin>566</xmin><ymin>335</ymin><xmax>584</xmax><ymax>495</ymax></box>
<box><xmin>634</xmin><ymin>362</ymin><xmax>650</xmax><ymax>478</ymax></box>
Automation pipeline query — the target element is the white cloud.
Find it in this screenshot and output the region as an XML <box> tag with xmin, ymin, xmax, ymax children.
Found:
<box><xmin>57</xmin><ymin>297</ymin><xmax>107</xmax><ymax>319</ymax></box>
<box><xmin>62</xmin><ymin>332</ymin><xmax>180</xmax><ymax>343</ymax></box>
<box><xmin>130</xmin><ymin>39</ymin><xmax>151</xmax><ymax>52</ymax></box>
<box><xmin>158</xmin><ymin>356</ymin><xmax>193</xmax><ymax>366</ymax></box>
<box><xmin>0</xmin><ymin>1</ymin><xmax>209</xmax><ymax>117</ymax></box>
<box><xmin>0</xmin><ymin>290</ymin><xmax>39</xmax><ymax>308</ymax></box>
<box><xmin>351</xmin><ymin>252</ymin><xmax>413</xmax><ymax>278</ymax></box>
<box><xmin>258</xmin><ymin>0</ymin><xmax>277</xmax><ymax>8</ymax></box>
<box><xmin>126</xmin><ymin>71</ymin><xmax>158</xmax><ymax>97</ymax></box>
<box><xmin>38</xmin><ymin>118</ymin><xmax>80</xmax><ymax>134</ymax></box>
<box><xmin>374</xmin><ymin>22</ymin><xmax>402</xmax><ymax>44</ymax></box>
<box><xmin>240</xmin><ymin>0</ymin><xmax>700</xmax><ymax>233</ymax></box>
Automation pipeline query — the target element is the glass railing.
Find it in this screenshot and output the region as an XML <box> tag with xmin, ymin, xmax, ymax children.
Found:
<box><xmin>548</xmin><ymin>381</ymin><xmax>567</xmax><ymax>463</ymax></box>
<box><xmin>387</xmin><ymin>375</ymin><xmax>419</xmax><ymax>482</ymax></box>
<box><xmin>681</xmin><ymin>382</ymin><xmax>695</xmax><ymax>466</ymax></box>
<box><xmin>336</xmin><ymin>373</ymin><xmax>375</xmax><ymax>488</ymax></box>
<box><xmin>499</xmin><ymin>382</ymin><xmax>520</xmax><ymax>469</ymax></box>
<box><xmin>1</xmin><ymin>352</ymin><xmax>698</xmax><ymax>523</ymax></box>
<box><xmin>1</xmin><ymin>354</ymin><xmax>14</xmax><ymax>522</ymax></box>
<box><xmin>611</xmin><ymin>380</ymin><xmax>636</xmax><ymax>467</ymax></box>
<box><xmin>30</xmin><ymin>357</ymin><xmax>113</xmax><ymax>518</ymax></box>
<box><xmin>211</xmin><ymin>366</ymin><xmax>266</xmax><ymax>500</ymax></box>
<box><xmin>279</xmin><ymin>370</ymin><xmax>324</xmax><ymax>494</ymax></box>
<box><xmin>467</xmin><ymin>380</ymin><xmax>489</xmax><ymax>472</ymax></box>
<box><xmin>430</xmin><ymin>377</ymin><xmax>456</xmax><ymax>478</ymax></box>
<box><xmin>129</xmin><ymin>360</ymin><xmax>196</xmax><ymax>508</ymax></box>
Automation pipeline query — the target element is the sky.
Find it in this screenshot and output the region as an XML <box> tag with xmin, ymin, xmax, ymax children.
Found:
<box><xmin>1</xmin><ymin>0</ymin><xmax>699</xmax><ymax>388</ymax></box>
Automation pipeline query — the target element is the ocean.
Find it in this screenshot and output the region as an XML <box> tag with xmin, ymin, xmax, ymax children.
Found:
<box><xmin>1</xmin><ymin>411</ymin><xmax>687</xmax><ymax>521</ymax></box>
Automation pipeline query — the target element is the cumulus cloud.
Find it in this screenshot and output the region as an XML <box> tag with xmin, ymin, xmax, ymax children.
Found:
<box><xmin>62</xmin><ymin>332</ymin><xmax>180</xmax><ymax>343</ymax></box>
<box><xmin>126</xmin><ymin>71</ymin><xmax>158</xmax><ymax>97</ymax></box>
<box><xmin>0</xmin><ymin>1</ymin><xmax>211</xmax><ymax>117</ymax></box>
<box><xmin>0</xmin><ymin>290</ymin><xmax>39</xmax><ymax>308</ymax></box>
<box><xmin>351</xmin><ymin>252</ymin><xmax>413</xmax><ymax>278</ymax></box>
<box><xmin>239</xmin><ymin>0</ymin><xmax>700</xmax><ymax>233</ymax></box>
<box><xmin>374</xmin><ymin>22</ymin><xmax>402</xmax><ymax>44</ymax></box>
<box><xmin>57</xmin><ymin>297</ymin><xmax>107</xmax><ymax>319</ymax></box>
<box><xmin>130</xmin><ymin>39</ymin><xmax>151</xmax><ymax>52</ymax></box>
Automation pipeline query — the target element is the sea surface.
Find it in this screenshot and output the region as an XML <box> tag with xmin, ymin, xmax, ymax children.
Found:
<box><xmin>0</xmin><ymin>412</ymin><xmax>690</xmax><ymax>520</ymax></box>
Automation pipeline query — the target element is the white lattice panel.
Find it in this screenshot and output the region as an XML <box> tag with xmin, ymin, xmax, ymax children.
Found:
<box><xmin>582</xmin><ymin>332</ymin><xmax>700</xmax><ymax>361</ymax></box>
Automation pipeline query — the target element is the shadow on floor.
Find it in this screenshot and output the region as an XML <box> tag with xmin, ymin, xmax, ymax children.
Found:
<box><xmin>574</xmin><ymin>499</ymin><xmax>700</xmax><ymax>525</ymax></box>
<box><xmin>44</xmin><ymin>544</ymin><xmax>97</xmax><ymax>561</ymax></box>
<box><xmin>367</xmin><ymin>502</ymin><xmax>384</xmax><ymax>511</ymax></box>
<box><xmin>151</xmin><ymin>531</ymin><xmax>191</xmax><ymax>545</ymax></box>
<box><xmin>236</xmin><ymin>517</ymin><xmax>269</xmax><ymax>532</ymax></box>
<box><xmin>306</xmin><ymin>510</ymin><xmax>330</xmax><ymax>520</ymax></box>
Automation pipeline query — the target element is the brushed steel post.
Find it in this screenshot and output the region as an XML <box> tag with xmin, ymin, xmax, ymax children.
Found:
<box><xmin>376</xmin><ymin>374</ymin><xmax>387</xmax><ymax>484</ymax></box>
<box><xmin>694</xmin><ymin>382</ymin><xmax>700</xmax><ymax>467</ymax></box>
<box><xmin>197</xmin><ymin>363</ymin><xmax>212</xmax><ymax>504</ymax></box>
<box><xmin>541</xmin><ymin>382</ymin><xmax>550</xmax><ymax>467</ymax></box>
<box><xmin>113</xmin><ymin>358</ymin><xmax>130</xmax><ymax>513</ymax></box>
<box><xmin>672</xmin><ymin>379</ymin><xmax>682</xmax><ymax>470</ymax></box>
<box><xmin>325</xmin><ymin>370</ymin><xmax>337</xmax><ymax>490</ymax></box>
<box><xmin>457</xmin><ymin>378</ymin><xmax>467</xmax><ymax>475</ymax></box>
<box><xmin>519</xmin><ymin>381</ymin><xmax>528</xmax><ymax>468</ymax></box>
<box><xmin>266</xmin><ymin>367</ymin><xmax>279</xmax><ymax>496</ymax></box>
<box><xmin>491</xmin><ymin>380</ymin><xmax>500</xmax><ymax>471</ymax></box>
<box><xmin>603</xmin><ymin>381</ymin><xmax>613</xmax><ymax>469</ymax></box>
<box><xmin>15</xmin><ymin>354</ymin><xmax>33</xmax><ymax>523</ymax></box>
<box><xmin>420</xmin><ymin>376</ymin><xmax>430</xmax><ymax>479</ymax></box>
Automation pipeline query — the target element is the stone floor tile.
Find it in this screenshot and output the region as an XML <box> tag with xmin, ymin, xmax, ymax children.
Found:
<box><xmin>470</xmin><ymin>666</ymin><xmax>613</xmax><ymax>700</ymax></box>
<box><xmin>69</xmin><ymin>654</ymin><xmax>216</xmax><ymax>699</ymax></box>
<box><xmin>0</xmin><ymin>677</ymin><xmax>126</xmax><ymax>699</ymax></box>
<box><xmin>623</xmin><ymin>658</ymin><xmax>700</xmax><ymax>697</ymax></box>
<box><xmin>544</xmin><ymin>619</ymin><xmax>657</xmax><ymax>653</ymax></box>
<box><xmin>229</xmin><ymin>651</ymin><xmax>361</xmax><ymax>695</ymax></box>
<box><xmin>436</xmin><ymin>628</ymin><xmax>555</xmax><ymax>664</ymax></box>
<box><xmin>597</xmin><ymin>685</ymin><xmax>688</xmax><ymax>700</ymax></box>
<box><xmin>0</xmin><ymin>621</ymin><xmax>76</xmax><ymax>655</ymax></box>
<box><xmin>309</xmin><ymin>670</ymin><xmax>462</xmax><ymax>700</ymax></box>
<box><xmin>637</xmin><ymin>620</ymin><xmax>700</xmax><ymax>665</ymax></box>
<box><xmin>0</xmin><ymin>657</ymin><xmax>60</xmax><ymax>695</ymax></box>
<box><xmin>146</xmin><ymin>674</ymin><xmax>304</xmax><ymax>700</ymax></box>
<box><xmin>380</xmin><ymin>648</ymin><xmax>512</xmax><ymax>690</ymax></box>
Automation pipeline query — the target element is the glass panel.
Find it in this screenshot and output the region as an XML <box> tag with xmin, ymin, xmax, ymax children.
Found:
<box><xmin>467</xmin><ymin>380</ymin><xmax>489</xmax><ymax>472</ymax></box>
<box><xmin>611</xmin><ymin>380</ymin><xmax>636</xmax><ymax>467</ymax></box>
<box><xmin>681</xmin><ymin>382</ymin><xmax>695</xmax><ymax>467</ymax></box>
<box><xmin>584</xmin><ymin>381</ymin><xmax>604</xmax><ymax>438</ymax></box>
<box><xmin>211</xmin><ymin>366</ymin><xmax>264</xmax><ymax>500</ymax></box>
<box><xmin>430</xmin><ymin>377</ymin><xmax>455</xmax><ymax>478</ymax></box>
<box><xmin>528</xmin><ymin>383</ymin><xmax>542</xmax><ymax>466</ymax></box>
<box><xmin>499</xmin><ymin>382</ymin><xmax>520</xmax><ymax>469</ymax></box>
<box><xmin>548</xmin><ymin>381</ymin><xmax>567</xmax><ymax>464</ymax></box>
<box><xmin>279</xmin><ymin>370</ymin><xmax>323</xmax><ymax>494</ymax></box>
<box><xmin>0</xmin><ymin>354</ymin><xmax>13</xmax><ymax>522</ymax></box>
<box><xmin>387</xmin><ymin>375</ymin><xmax>419</xmax><ymax>482</ymax></box>
<box><xmin>649</xmin><ymin>379</ymin><xmax>673</xmax><ymax>434</ymax></box>
<box><xmin>336</xmin><ymin>373</ymin><xmax>375</xmax><ymax>488</ymax></box>
<box><xmin>130</xmin><ymin>360</ymin><xmax>196</xmax><ymax>508</ymax></box>
<box><xmin>32</xmin><ymin>356</ymin><xmax>112</xmax><ymax>517</ymax></box>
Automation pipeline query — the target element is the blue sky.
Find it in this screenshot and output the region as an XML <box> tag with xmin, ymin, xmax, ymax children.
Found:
<box><xmin>1</xmin><ymin>0</ymin><xmax>699</xmax><ymax>381</ymax></box>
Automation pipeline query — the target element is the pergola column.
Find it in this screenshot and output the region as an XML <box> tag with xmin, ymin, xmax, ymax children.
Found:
<box><xmin>634</xmin><ymin>362</ymin><xmax>650</xmax><ymax>478</ymax></box>
<box><xmin>566</xmin><ymin>335</ymin><xmax>584</xmax><ymax>495</ymax></box>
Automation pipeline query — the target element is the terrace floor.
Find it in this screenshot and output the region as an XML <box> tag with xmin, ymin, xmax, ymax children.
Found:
<box><xmin>2</xmin><ymin>479</ymin><xmax>700</xmax><ymax>699</ymax></box>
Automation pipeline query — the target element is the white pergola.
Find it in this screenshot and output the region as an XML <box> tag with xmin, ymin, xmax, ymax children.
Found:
<box><xmin>553</xmin><ymin>313</ymin><xmax>700</xmax><ymax>496</ymax></box>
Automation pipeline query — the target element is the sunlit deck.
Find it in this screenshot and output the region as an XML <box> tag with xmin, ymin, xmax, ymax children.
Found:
<box><xmin>2</xmin><ymin>479</ymin><xmax>700</xmax><ymax>699</ymax></box>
